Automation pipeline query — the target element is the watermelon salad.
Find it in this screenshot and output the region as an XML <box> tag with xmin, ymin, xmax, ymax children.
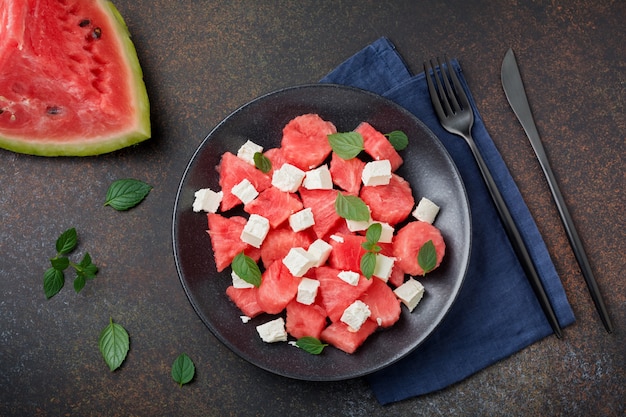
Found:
<box><xmin>192</xmin><ymin>113</ymin><xmax>446</xmax><ymax>355</ymax></box>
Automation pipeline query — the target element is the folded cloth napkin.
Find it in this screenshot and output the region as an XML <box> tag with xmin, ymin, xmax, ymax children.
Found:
<box><xmin>321</xmin><ymin>37</ymin><xmax>575</xmax><ymax>405</ymax></box>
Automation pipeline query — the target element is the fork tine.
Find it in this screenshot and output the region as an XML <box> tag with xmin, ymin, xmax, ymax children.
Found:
<box><xmin>424</xmin><ymin>60</ymin><xmax>446</xmax><ymax>120</ymax></box>
<box><xmin>444</xmin><ymin>56</ymin><xmax>471</xmax><ymax>113</ymax></box>
<box><xmin>438</xmin><ymin>57</ymin><xmax>461</xmax><ymax>113</ymax></box>
<box><xmin>431</xmin><ymin>59</ymin><xmax>455</xmax><ymax>117</ymax></box>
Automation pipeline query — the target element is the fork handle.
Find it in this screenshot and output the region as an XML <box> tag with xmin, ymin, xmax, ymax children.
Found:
<box><xmin>464</xmin><ymin>134</ymin><xmax>563</xmax><ymax>338</ymax></box>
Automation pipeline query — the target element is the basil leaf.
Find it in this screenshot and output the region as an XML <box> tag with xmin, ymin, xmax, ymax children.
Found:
<box><xmin>44</xmin><ymin>267</ymin><xmax>65</xmax><ymax>299</ymax></box>
<box><xmin>56</xmin><ymin>228</ymin><xmax>77</xmax><ymax>254</ymax></box>
<box><xmin>328</xmin><ymin>132</ymin><xmax>364</xmax><ymax>160</ymax></box>
<box><xmin>417</xmin><ymin>240</ymin><xmax>437</xmax><ymax>275</ymax></box>
<box><xmin>98</xmin><ymin>318</ymin><xmax>130</xmax><ymax>371</ymax></box>
<box><xmin>253</xmin><ymin>152</ymin><xmax>272</xmax><ymax>173</ymax></box>
<box><xmin>360</xmin><ymin>251</ymin><xmax>377</xmax><ymax>279</ymax></box>
<box><xmin>365</xmin><ymin>222</ymin><xmax>382</xmax><ymax>244</ymax></box>
<box><xmin>50</xmin><ymin>256</ymin><xmax>70</xmax><ymax>271</ymax></box>
<box><xmin>385</xmin><ymin>130</ymin><xmax>408</xmax><ymax>151</ymax></box>
<box><xmin>295</xmin><ymin>337</ymin><xmax>328</xmax><ymax>355</ymax></box>
<box><xmin>334</xmin><ymin>193</ymin><xmax>369</xmax><ymax>222</ymax></box>
<box><xmin>171</xmin><ymin>353</ymin><xmax>195</xmax><ymax>387</ymax></box>
<box><xmin>73</xmin><ymin>275</ymin><xmax>86</xmax><ymax>293</ymax></box>
<box><xmin>231</xmin><ymin>252</ymin><xmax>262</xmax><ymax>287</ymax></box>
<box><xmin>104</xmin><ymin>179</ymin><xmax>152</xmax><ymax>211</ymax></box>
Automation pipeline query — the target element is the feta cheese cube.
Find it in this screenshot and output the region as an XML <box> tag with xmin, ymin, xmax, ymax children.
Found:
<box><xmin>237</xmin><ymin>140</ymin><xmax>263</xmax><ymax>165</ymax></box>
<box><xmin>412</xmin><ymin>197</ymin><xmax>440</xmax><ymax>224</ymax></box>
<box><xmin>394</xmin><ymin>278</ymin><xmax>425</xmax><ymax>312</ymax></box>
<box><xmin>338</xmin><ymin>270</ymin><xmax>360</xmax><ymax>286</ymax></box>
<box><xmin>373</xmin><ymin>254</ymin><xmax>395</xmax><ymax>282</ymax></box>
<box><xmin>271</xmin><ymin>163</ymin><xmax>306</xmax><ymax>192</ymax></box>
<box><xmin>307</xmin><ymin>239</ymin><xmax>333</xmax><ymax>267</ymax></box>
<box><xmin>231</xmin><ymin>271</ymin><xmax>254</xmax><ymax>289</ymax></box>
<box><xmin>362</xmin><ymin>159</ymin><xmax>392</xmax><ymax>186</ymax></box>
<box><xmin>240</xmin><ymin>214</ymin><xmax>270</xmax><ymax>248</ymax></box>
<box><xmin>256</xmin><ymin>317</ymin><xmax>288</xmax><ymax>343</ymax></box>
<box><xmin>340</xmin><ymin>300</ymin><xmax>371</xmax><ymax>331</ymax></box>
<box><xmin>231</xmin><ymin>178</ymin><xmax>258</xmax><ymax>204</ymax></box>
<box><xmin>297</xmin><ymin>277</ymin><xmax>320</xmax><ymax>305</ymax></box>
<box><xmin>289</xmin><ymin>207</ymin><xmax>315</xmax><ymax>232</ymax></box>
<box><xmin>303</xmin><ymin>164</ymin><xmax>333</xmax><ymax>190</ymax></box>
<box><xmin>329</xmin><ymin>234</ymin><xmax>344</xmax><ymax>243</ymax></box>
<box><xmin>372</xmin><ymin>221</ymin><xmax>394</xmax><ymax>243</ymax></box>
<box><xmin>192</xmin><ymin>188</ymin><xmax>223</xmax><ymax>213</ymax></box>
<box><xmin>282</xmin><ymin>247</ymin><xmax>315</xmax><ymax>277</ymax></box>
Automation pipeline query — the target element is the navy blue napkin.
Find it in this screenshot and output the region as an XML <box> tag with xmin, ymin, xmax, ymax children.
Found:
<box><xmin>321</xmin><ymin>37</ymin><xmax>575</xmax><ymax>404</ymax></box>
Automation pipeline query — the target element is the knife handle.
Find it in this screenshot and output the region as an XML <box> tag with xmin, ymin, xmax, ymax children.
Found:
<box><xmin>464</xmin><ymin>135</ymin><xmax>563</xmax><ymax>338</ymax></box>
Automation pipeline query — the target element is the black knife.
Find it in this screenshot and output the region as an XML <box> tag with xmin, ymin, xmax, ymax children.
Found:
<box><xmin>501</xmin><ymin>48</ymin><xmax>613</xmax><ymax>333</ymax></box>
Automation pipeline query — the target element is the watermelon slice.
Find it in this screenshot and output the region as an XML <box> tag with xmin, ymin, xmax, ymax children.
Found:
<box><xmin>0</xmin><ymin>0</ymin><xmax>150</xmax><ymax>156</ymax></box>
<box><xmin>285</xmin><ymin>299</ymin><xmax>328</xmax><ymax>339</ymax></box>
<box><xmin>256</xmin><ymin>260</ymin><xmax>301</xmax><ymax>314</ymax></box>
<box><xmin>206</xmin><ymin>213</ymin><xmax>261</xmax><ymax>272</ymax></box>
<box><xmin>360</xmin><ymin>277</ymin><xmax>401</xmax><ymax>328</ymax></box>
<box><xmin>320</xmin><ymin>319</ymin><xmax>378</xmax><ymax>354</ymax></box>
<box><xmin>226</xmin><ymin>286</ymin><xmax>264</xmax><ymax>318</ymax></box>
<box><xmin>281</xmin><ymin>113</ymin><xmax>336</xmax><ymax>170</ymax></box>
<box><xmin>360</xmin><ymin>173</ymin><xmax>415</xmax><ymax>225</ymax></box>
<box><xmin>217</xmin><ymin>152</ymin><xmax>272</xmax><ymax>211</ymax></box>
<box><xmin>355</xmin><ymin>122</ymin><xmax>403</xmax><ymax>171</ymax></box>
<box><xmin>298</xmin><ymin>188</ymin><xmax>343</xmax><ymax>239</ymax></box>
<box><xmin>315</xmin><ymin>265</ymin><xmax>373</xmax><ymax>322</ymax></box>
<box><xmin>393</xmin><ymin>221</ymin><xmax>446</xmax><ymax>276</ymax></box>
<box><xmin>327</xmin><ymin>232</ymin><xmax>366</xmax><ymax>272</ymax></box>
<box><xmin>329</xmin><ymin>152</ymin><xmax>365</xmax><ymax>195</ymax></box>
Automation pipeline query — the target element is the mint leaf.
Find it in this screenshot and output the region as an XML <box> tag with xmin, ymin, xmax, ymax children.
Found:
<box><xmin>56</xmin><ymin>227</ymin><xmax>77</xmax><ymax>254</ymax></box>
<box><xmin>231</xmin><ymin>252</ymin><xmax>262</xmax><ymax>287</ymax></box>
<box><xmin>73</xmin><ymin>275</ymin><xmax>86</xmax><ymax>292</ymax></box>
<box><xmin>172</xmin><ymin>353</ymin><xmax>195</xmax><ymax>387</ymax></box>
<box><xmin>328</xmin><ymin>132</ymin><xmax>364</xmax><ymax>160</ymax></box>
<box><xmin>296</xmin><ymin>337</ymin><xmax>328</xmax><ymax>355</ymax></box>
<box><xmin>99</xmin><ymin>318</ymin><xmax>130</xmax><ymax>371</ymax></box>
<box><xmin>253</xmin><ymin>152</ymin><xmax>272</xmax><ymax>173</ymax></box>
<box><xmin>104</xmin><ymin>179</ymin><xmax>152</xmax><ymax>211</ymax></box>
<box><xmin>335</xmin><ymin>193</ymin><xmax>369</xmax><ymax>222</ymax></box>
<box><xmin>360</xmin><ymin>251</ymin><xmax>377</xmax><ymax>279</ymax></box>
<box><xmin>385</xmin><ymin>130</ymin><xmax>408</xmax><ymax>151</ymax></box>
<box><xmin>417</xmin><ymin>240</ymin><xmax>437</xmax><ymax>275</ymax></box>
<box><xmin>50</xmin><ymin>256</ymin><xmax>70</xmax><ymax>271</ymax></box>
<box><xmin>365</xmin><ymin>222</ymin><xmax>382</xmax><ymax>244</ymax></box>
<box><xmin>44</xmin><ymin>267</ymin><xmax>65</xmax><ymax>299</ymax></box>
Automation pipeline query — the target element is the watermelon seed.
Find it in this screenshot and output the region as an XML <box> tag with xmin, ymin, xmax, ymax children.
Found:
<box><xmin>79</xmin><ymin>19</ymin><xmax>91</xmax><ymax>27</ymax></box>
<box><xmin>46</xmin><ymin>106</ymin><xmax>62</xmax><ymax>115</ymax></box>
<box><xmin>92</xmin><ymin>28</ymin><xmax>102</xmax><ymax>39</ymax></box>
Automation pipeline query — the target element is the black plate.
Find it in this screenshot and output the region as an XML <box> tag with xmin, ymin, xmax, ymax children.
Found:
<box><xmin>172</xmin><ymin>84</ymin><xmax>471</xmax><ymax>381</ymax></box>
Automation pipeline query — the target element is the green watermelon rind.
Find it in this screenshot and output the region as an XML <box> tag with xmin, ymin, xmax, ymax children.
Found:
<box><xmin>0</xmin><ymin>0</ymin><xmax>151</xmax><ymax>157</ymax></box>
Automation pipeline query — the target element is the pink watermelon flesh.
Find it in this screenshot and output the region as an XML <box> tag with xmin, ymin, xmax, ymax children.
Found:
<box><xmin>298</xmin><ymin>188</ymin><xmax>343</xmax><ymax>239</ymax></box>
<box><xmin>0</xmin><ymin>0</ymin><xmax>150</xmax><ymax>156</ymax></box>
<box><xmin>206</xmin><ymin>213</ymin><xmax>261</xmax><ymax>272</ymax></box>
<box><xmin>360</xmin><ymin>173</ymin><xmax>414</xmax><ymax>225</ymax></box>
<box><xmin>315</xmin><ymin>265</ymin><xmax>373</xmax><ymax>322</ymax></box>
<box><xmin>329</xmin><ymin>152</ymin><xmax>365</xmax><ymax>195</ymax></box>
<box><xmin>218</xmin><ymin>152</ymin><xmax>272</xmax><ymax>211</ymax></box>
<box><xmin>244</xmin><ymin>186</ymin><xmax>303</xmax><ymax>229</ymax></box>
<box><xmin>285</xmin><ymin>300</ymin><xmax>328</xmax><ymax>340</ymax></box>
<box><xmin>260</xmin><ymin>225</ymin><xmax>315</xmax><ymax>269</ymax></box>
<box><xmin>320</xmin><ymin>319</ymin><xmax>379</xmax><ymax>354</ymax></box>
<box><xmin>256</xmin><ymin>260</ymin><xmax>301</xmax><ymax>314</ymax></box>
<box><xmin>393</xmin><ymin>221</ymin><xmax>446</xmax><ymax>276</ymax></box>
<box><xmin>360</xmin><ymin>277</ymin><xmax>401</xmax><ymax>328</ymax></box>
<box><xmin>281</xmin><ymin>113</ymin><xmax>336</xmax><ymax>170</ymax></box>
<box><xmin>355</xmin><ymin>122</ymin><xmax>403</xmax><ymax>171</ymax></box>
<box><xmin>226</xmin><ymin>286</ymin><xmax>264</xmax><ymax>318</ymax></box>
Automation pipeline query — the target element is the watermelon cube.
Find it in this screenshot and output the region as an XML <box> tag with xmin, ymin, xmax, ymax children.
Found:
<box><xmin>320</xmin><ymin>319</ymin><xmax>378</xmax><ymax>354</ymax></box>
<box><xmin>256</xmin><ymin>260</ymin><xmax>301</xmax><ymax>315</ymax></box>
<box><xmin>360</xmin><ymin>173</ymin><xmax>414</xmax><ymax>225</ymax></box>
<box><xmin>226</xmin><ymin>285</ymin><xmax>264</xmax><ymax>318</ymax></box>
<box><xmin>315</xmin><ymin>265</ymin><xmax>373</xmax><ymax>322</ymax></box>
<box><xmin>244</xmin><ymin>186</ymin><xmax>304</xmax><ymax>229</ymax></box>
<box><xmin>299</xmin><ymin>188</ymin><xmax>343</xmax><ymax>239</ymax></box>
<box><xmin>329</xmin><ymin>152</ymin><xmax>365</xmax><ymax>195</ymax></box>
<box><xmin>359</xmin><ymin>277</ymin><xmax>401</xmax><ymax>328</ymax></box>
<box><xmin>355</xmin><ymin>122</ymin><xmax>403</xmax><ymax>171</ymax></box>
<box><xmin>207</xmin><ymin>213</ymin><xmax>261</xmax><ymax>272</ymax></box>
<box><xmin>393</xmin><ymin>221</ymin><xmax>446</xmax><ymax>276</ymax></box>
<box><xmin>281</xmin><ymin>114</ymin><xmax>336</xmax><ymax>170</ymax></box>
<box><xmin>285</xmin><ymin>299</ymin><xmax>328</xmax><ymax>339</ymax></box>
<box><xmin>218</xmin><ymin>152</ymin><xmax>272</xmax><ymax>211</ymax></box>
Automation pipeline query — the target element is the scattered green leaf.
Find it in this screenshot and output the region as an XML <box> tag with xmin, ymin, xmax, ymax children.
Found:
<box><xmin>43</xmin><ymin>267</ymin><xmax>65</xmax><ymax>299</ymax></box>
<box><xmin>334</xmin><ymin>192</ymin><xmax>369</xmax><ymax>222</ymax></box>
<box><xmin>172</xmin><ymin>353</ymin><xmax>195</xmax><ymax>387</ymax></box>
<box><xmin>417</xmin><ymin>240</ymin><xmax>437</xmax><ymax>275</ymax></box>
<box><xmin>327</xmin><ymin>132</ymin><xmax>364</xmax><ymax>160</ymax></box>
<box><xmin>253</xmin><ymin>152</ymin><xmax>272</xmax><ymax>173</ymax></box>
<box><xmin>50</xmin><ymin>256</ymin><xmax>70</xmax><ymax>271</ymax></box>
<box><xmin>55</xmin><ymin>227</ymin><xmax>78</xmax><ymax>254</ymax></box>
<box><xmin>231</xmin><ymin>252</ymin><xmax>262</xmax><ymax>287</ymax></box>
<box><xmin>385</xmin><ymin>130</ymin><xmax>408</xmax><ymax>151</ymax></box>
<box><xmin>360</xmin><ymin>251</ymin><xmax>377</xmax><ymax>279</ymax></box>
<box><xmin>104</xmin><ymin>178</ymin><xmax>152</xmax><ymax>211</ymax></box>
<box><xmin>98</xmin><ymin>317</ymin><xmax>130</xmax><ymax>372</ymax></box>
<box><xmin>296</xmin><ymin>337</ymin><xmax>328</xmax><ymax>355</ymax></box>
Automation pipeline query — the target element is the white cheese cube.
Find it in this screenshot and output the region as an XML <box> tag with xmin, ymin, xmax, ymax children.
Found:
<box><xmin>373</xmin><ymin>254</ymin><xmax>395</xmax><ymax>282</ymax></box>
<box><xmin>297</xmin><ymin>277</ymin><xmax>320</xmax><ymax>305</ymax></box>
<box><xmin>329</xmin><ymin>234</ymin><xmax>344</xmax><ymax>243</ymax></box>
<box><xmin>338</xmin><ymin>270</ymin><xmax>360</xmax><ymax>286</ymax></box>
<box><xmin>340</xmin><ymin>300</ymin><xmax>371</xmax><ymax>331</ymax></box>
<box><xmin>394</xmin><ymin>278</ymin><xmax>425</xmax><ymax>312</ymax></box>
<box><xmin>372</xmin><ymin>221</ymin><xmax>394</xmax><ymax>243</ymax></box>
<box><xmin>412</xmin><ymin>197</ymin><xmax>440</xmax><ymax>224</ymax></box>
<box><xmin>271</xmin><ymin>163</ymin><xmax>306</xmax><ymax>192</ymax></box>
<box><xmin>282</xmin><ymin>247</ymin><xmax>315</xmax><ymax>277</ymax></box>
<box><xmin>307</xmin><ymin>239</ymin><xmax>333</xmax><ymax>267</ymax></box>
<box><xmin>240</xmin><ymin>214</ymin><xmax>270</xmax><ymax>248</ymax></box>
<box><xmin>362</xmin><ymin>159</ymin><xmax>392</xmax><ymax>186</ymax></box>
<box><xmin>231</xmin><ymin>178</ymin><xmax>258</xmax><ymax>204</ymax></box>
<box><xmin>231</xmin><ymin>271</ymin><xmax>255</xmax><ymax>289</ymax></box>
<box><xmin>256</xmin><ymin>317</ymin><xmax>288</xmax><ymax>343</ymax></box>
<box><xmin>237</xmin><ymin>140</ymin><xmax>263</xmax><ymax>165</ymax></box>
<box><xmin>192</xmin><ymin>188</ymin><xmax>223</xmax><ymax>213</ymax></box>
<box><xmin>289</xmin><ymin>207</ymin><xmax>315</xmax><ymax>232</ymax></box>
<box><xmin>303</xmin><ymin>164</ymin><xmax>333</xmax><ymax>190</ymax></box>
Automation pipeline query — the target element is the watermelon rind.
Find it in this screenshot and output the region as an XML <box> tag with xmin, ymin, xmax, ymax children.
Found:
<box><xmin>0</xmin><ymin>0</ymin><xmax>150</xmax><ymax>156</ymax></box>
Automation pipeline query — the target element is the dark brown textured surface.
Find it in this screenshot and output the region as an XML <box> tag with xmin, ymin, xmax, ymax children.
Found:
<box><xmin>1</xmin><ymin>0</ymin><xmax>624</xmax><ymax>416</ymax></box>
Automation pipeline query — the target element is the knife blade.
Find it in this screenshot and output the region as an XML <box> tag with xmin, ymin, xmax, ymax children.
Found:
<box><xmin>501</xmin><ymin>48</ymin><xmax>613</xmax><ymax>333</ymax></box>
